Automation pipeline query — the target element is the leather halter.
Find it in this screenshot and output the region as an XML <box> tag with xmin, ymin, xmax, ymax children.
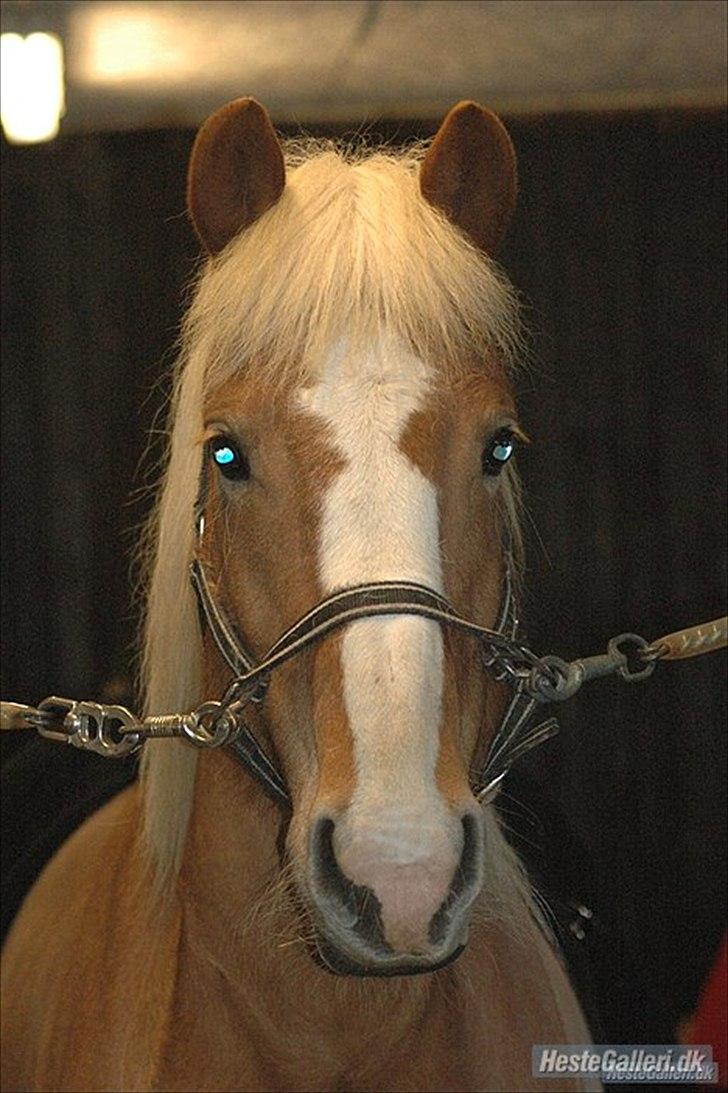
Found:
<box><xmin>190</xmin><ymin>528</ymin><xmax>559</xmax><ymax>810</ymax></box>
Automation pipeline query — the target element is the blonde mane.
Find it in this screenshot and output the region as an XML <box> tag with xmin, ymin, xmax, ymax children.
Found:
<box><xmin>140</xmin><ymin>138</ymin><xmax>526</xmax><ymax>891</ymax></box>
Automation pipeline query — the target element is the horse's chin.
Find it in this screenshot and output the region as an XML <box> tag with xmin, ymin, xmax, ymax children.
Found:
<box><xmin>309</xmin><ymin>931</ymin><xmax>467</xmax><ymax>978</ymax></box>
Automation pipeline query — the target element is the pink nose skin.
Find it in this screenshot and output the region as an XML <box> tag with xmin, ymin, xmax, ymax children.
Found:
<box><xmin>335</xmin><ymin>841</ymin><xmax>460</xmax><ymax>953</ymax></box>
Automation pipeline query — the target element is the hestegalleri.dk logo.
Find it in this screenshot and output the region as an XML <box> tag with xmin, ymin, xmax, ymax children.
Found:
<box><xmin>532</xmin><ymin>1044</ymin><xmax>719</xmax><ymax>1084</ymax></box>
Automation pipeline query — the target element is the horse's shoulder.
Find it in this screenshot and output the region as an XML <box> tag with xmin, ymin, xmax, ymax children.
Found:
<box><xmin>1</xmin><ymin>785</ymin><xmax>176</xmax><ymax>1091</ymax></box>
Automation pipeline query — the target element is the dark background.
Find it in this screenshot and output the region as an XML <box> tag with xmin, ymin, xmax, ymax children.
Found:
<box><xmin>1</xmin><ymin>110</ymin><xmax>726</xmax><ymax>1042</ymax></box>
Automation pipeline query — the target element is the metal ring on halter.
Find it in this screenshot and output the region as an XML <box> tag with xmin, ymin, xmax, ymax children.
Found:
<box><xmin>181</xmin><ymin>702</ymin><xmax>238</xmax><ymax>748</ymax></box>
<box><xmin>527</xmin><ymin>656</ymin><xmax>581</xmax><ymax>702</ymax></box>
<box><xmin>220</xmin><ymin>674</ymin><xmax>270</xmax><ymax>710</ymax></box>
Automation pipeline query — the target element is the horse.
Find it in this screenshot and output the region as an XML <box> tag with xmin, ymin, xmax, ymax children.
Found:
<box><xmin>1</xmin><ymin>97</ymin><xmax>598</xmax><ymax>1092</ymax></box>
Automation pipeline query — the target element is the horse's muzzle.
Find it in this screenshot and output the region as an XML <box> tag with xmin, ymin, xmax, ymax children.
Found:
<box><xmin>304</xmin><ymin>809</ymin><xmax>483</xmax><ymax>975</ymax></box>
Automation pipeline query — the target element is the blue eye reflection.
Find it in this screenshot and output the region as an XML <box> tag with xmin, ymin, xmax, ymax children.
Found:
<box><xmin>213</xmin><ymin>446</ymin><xmax>235</xmax><ymax>466</ymax></box>
<box><xmin>209</xmin><ymin>436</ymin><xmax>250</xmax><ymax>481</ymax></box>
<box><xmin>492</xmin><ymin>440</ymin><xmax>513</xmax><ymax>462</ymax></box>
<box><xmin>483</xmin><ymin>429</ymin><xmax>517</xmax><ymax>477</ymax></box>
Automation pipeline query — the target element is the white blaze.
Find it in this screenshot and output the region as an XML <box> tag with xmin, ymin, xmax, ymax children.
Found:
<box><xmin>297</xmin><ymin>340</ymin><xmax>451</xmax><ymax>855</ymax></box>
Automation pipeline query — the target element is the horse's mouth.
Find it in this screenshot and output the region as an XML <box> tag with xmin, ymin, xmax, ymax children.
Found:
<box><xmin>303</xmin><ymin>889</ymin><xmax>470</xmax><ymax>978</ymax></box>
<box><xmin>285</xmin><ymin>869</ymin><xmax>468</xmax><ymax>978</ymax></box>
<box><xmin>310</xmin><ymin>931</ymin><xmax>466</xmax><ymax>978</ymax></box>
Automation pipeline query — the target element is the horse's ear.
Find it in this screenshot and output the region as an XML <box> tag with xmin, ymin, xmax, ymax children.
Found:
<box><xmin>187</xmin><ymin>97</ymin><xmax>286</xmax><ymax>255</ymax></box>
<box><xmin>420</xmin><ymin>101</ymin><xmax>516</xmax><ymax>256</ymax></box>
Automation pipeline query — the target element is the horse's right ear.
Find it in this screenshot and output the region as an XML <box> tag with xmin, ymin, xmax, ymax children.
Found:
<box><xmin>187</xmin><ymin>97</ymin><xmax>286</xmax><ymax>255</ymax></box>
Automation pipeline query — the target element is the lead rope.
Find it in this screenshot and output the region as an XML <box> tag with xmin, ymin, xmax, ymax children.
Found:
<box><xmin>1</xmin><ymin>597</ymin><xmax>725</xmax><ymax>807</ymax></box>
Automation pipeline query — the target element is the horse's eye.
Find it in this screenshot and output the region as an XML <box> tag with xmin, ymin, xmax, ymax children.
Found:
<box><xmin>209</xmin><ymin>436</ymin><xmax>250</xmax><ymax>482</ymax></box>
<box><xmin>482</xmin><ymin>429</ymin><xmax>517</xmax><ymax>477</ymax></box>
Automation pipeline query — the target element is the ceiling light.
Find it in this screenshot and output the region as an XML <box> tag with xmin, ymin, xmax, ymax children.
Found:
<box><xmin>1</xmin><ymin>32</ymin><xmax>65</xmax><ymax>144</ymax></box>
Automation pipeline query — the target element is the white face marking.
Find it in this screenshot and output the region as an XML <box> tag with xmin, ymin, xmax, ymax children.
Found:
<box><xmin>298</xmin><ymin>339</ymin><xmax>453</xmax><ymax>862</ymax></box>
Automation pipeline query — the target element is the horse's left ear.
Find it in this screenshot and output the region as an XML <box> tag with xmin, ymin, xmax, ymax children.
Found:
<box><xmin>187</xmin><ymin>97</ymin><xmax>286</xmax><ymax>255</ymax></box>
<box><xmin>420</xmin><ymin>101</ymin><xmax>517</xmax><ymax>255</ymax></box>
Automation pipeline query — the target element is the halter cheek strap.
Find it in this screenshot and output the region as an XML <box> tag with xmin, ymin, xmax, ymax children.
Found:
<box><xmin>190</xmin><ymin>557</ymin><xmax>289</xmax><ymax>805</ymax></box>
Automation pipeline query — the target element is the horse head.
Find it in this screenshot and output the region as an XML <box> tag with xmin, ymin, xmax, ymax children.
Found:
<box><xmin>145</xmin><ymin>96</ymin><xmax>524</xmax><ymax>977</ymax></box>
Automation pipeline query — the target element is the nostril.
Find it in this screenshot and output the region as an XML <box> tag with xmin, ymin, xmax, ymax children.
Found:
<box><xmin>311</xmin><ymin>817</ymin><xmax>383</xmax><ymax>941</ymax></box>
<box><xmin>311</xmin><ymin>818</ymin><xmax>351</xmax><ymax>912</ymax></box>
<box><xmin>458</xmin><ymin>813</ymin><xmax>481</xmax><ymax>893</ymax></box>
<box><xmin>428</xmin><ymin>813</ymin><xmax>482</xmax><ymax>944</ymax></box>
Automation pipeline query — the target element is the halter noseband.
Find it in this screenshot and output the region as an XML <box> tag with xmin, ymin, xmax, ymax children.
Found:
<box><xmin>190</xmin><ymin>518</ymin><xmax>560</xmax><ymax>810</ymax></box>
